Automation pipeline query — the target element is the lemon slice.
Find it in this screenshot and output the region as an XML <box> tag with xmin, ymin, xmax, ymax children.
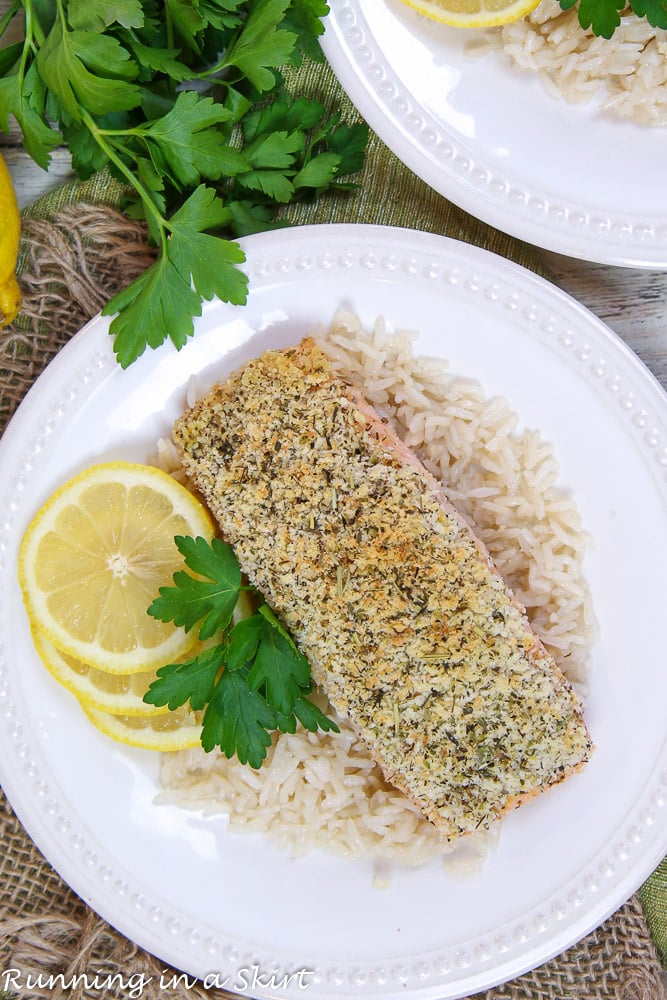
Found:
<box><xmin>399</xmin><ymin>0</ymin><xmax>540</xmax><ymax>28</ymax></box>
<box><xmin>83</xmin><ymin>703</ymin><xmax>204</xmax><ymax>752</ymax></box>
<box><xmin>31</xmin><ymin>628</ymin><xmax>171</xmax><ymax>717</ymax></box>
<box><xmin>19</xmin><ymin>462</ymin><xmax>214</xmax><ymax>673</ymax></box>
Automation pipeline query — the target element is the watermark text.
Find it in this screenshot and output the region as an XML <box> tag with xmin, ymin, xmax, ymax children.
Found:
<box><xmin>1</xmin><ymin>964</ymin><xmax>315</xmax><ymax>996</ymax></box>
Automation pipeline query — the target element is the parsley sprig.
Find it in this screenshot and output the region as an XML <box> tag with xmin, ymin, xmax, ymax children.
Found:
<box><xmin>144</xmin><ymin>535</ymin><xmax>339</xmax><ymax>769</ymax></box>
<box><xmin>559</xmin><ymin>0</ymin><xmax>666</xmax><ymax>38</ymax></box>
<box><xmin>0</xmin><ymin>0</ymin><xmax>368</xmax><ymax>367</ymax></box>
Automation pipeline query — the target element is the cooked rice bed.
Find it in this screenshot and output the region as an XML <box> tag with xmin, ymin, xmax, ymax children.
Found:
<box><xmin>486</xmin><ymin>0</ymin><xmax>667</xmax><ymax>125</ymax></box>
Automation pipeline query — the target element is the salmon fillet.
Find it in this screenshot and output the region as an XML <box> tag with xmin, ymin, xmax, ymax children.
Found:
<box><xmin>173</xmin><ymin>338</ymin><xmax>592</xmax><ymax>839</ymax></box>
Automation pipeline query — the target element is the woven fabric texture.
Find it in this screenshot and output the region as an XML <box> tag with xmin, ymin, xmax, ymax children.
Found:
<box><xmin>0</xmin><ymin>53</ymin><xmax>665</xmax><ymax>1000</ymax></box>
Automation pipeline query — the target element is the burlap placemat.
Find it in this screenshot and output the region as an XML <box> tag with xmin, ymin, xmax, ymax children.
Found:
<box><xmin>1</xmin><ymin>54</ymin><xmax>665</xmax><ymax>1000</ymax></box>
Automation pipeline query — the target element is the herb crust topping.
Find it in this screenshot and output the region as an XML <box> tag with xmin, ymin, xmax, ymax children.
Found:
<box><xmin>173</xmin><ymin>339</ymin><xmax>592</xmax><ymax>838</ymax></box>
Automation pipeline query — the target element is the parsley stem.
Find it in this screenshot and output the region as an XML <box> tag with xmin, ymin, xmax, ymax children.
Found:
<box><xmin>165</xmin><ymin>5</ymin><xmax>175</xmax><ymax>50</ymax></box>
<box><xmin>20</xmin><ymin>0</ymin><xmax>45</xmax><ymax>50</ymax></box>
<box><xmin>79</xmin><ymin>107</ymin><xmax>169</xmax><ymax>255</ymax></box>
<box><xmin>54</xmin><ymin>0</ymin><xmax>67</xmax><ymax>38</ymax></box>
<box><xmin>93</xmin><ymin>125</ymin><xmax>154</xmax><ymax>139</ymax></box>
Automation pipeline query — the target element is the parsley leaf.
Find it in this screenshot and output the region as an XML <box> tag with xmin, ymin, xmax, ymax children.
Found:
<box><xmin>0</xmin><ymin>40</ymin><xmax>21</xmax><ymax>77</ymax></box>
<box><xmin>103</xmin><ymin>186</ymin><xmax>248</xmax><ymax>366</ymax></box>
<box><xmin>0</xmin><ymin>65</ymin><xmax>62</xmax><ymax>168</ymax></box>
<box><xmin>138</xmin><ymin>91</ymin><xmax>235</xmax><ymax>188</ymax></box>
<box><xmin>67</xmin><ymin>0</ymin><xmax>145</xmax><ymax>31</ymax></box>
<box><xmin>144</xmin><ymin>535</ymin><xmax>339</xmax><ymax>767</ymax></box>
<box><xmin>146</xmin><ymin>644</ymin><xmax>226</xmax><ymax>711</ymax></box>
<box><xmin>247</xmin><ymin>604</ymin><xmax>311</xmax><ymax>715</ymax></box>
<box><xmin>102</xmin><ymin>253</ymin><xmax>202</xmax><ymax>366</ymax></box>
<box><xmin>218</xmin><ymin>0</ymin><xmax>297</xmax><ymax>92</ymax></box>
<box><xmin>293</xmin><ymin>151</ymin><xmax>340</xmax><ymax>190</ymax></box>
<box><xmin>1</xmin><ymin>0</ymin><xmax>368</xmax><ymax>365</ymax></box>
<box><xmin>558</xmin><ymin>0</ymin><xmax>666</xmax><ymax>35</ymax></box>
<box><xmin>227</xmin><ymin>614</ymin><xmax>264</xmax><ymax>670</ymax></box>
<box><xmin>122</xmin><ymin>39</ymin><xmax>192</xmax><ymax>83</ymax></box>
<box><xmin>202</xmin><ymin>666</ymin><xmax>277</xmax><ymax>766</ymax></box>
<box><xmin>165</xmin><ymin>0</ymin><xmax>208</xmax><ymax>53</ymax></box>
<box><xmin>328</xmin><ymin>121</ymin><xmax>369</xmax><ymax>177</ymax></box>
<box><xmin>167</xmin><ymin>188</ymin><xmax>248</xmax><ymax>298</ymax></box>
<box><xmin>293</xmin><ymin>695</ymin><xmax>340</xmax><ymax>734</ymax></box>
<box><xmin>35</xmin><ymin>21</ymin><xmax>141</xmax><ymax>121</ymax></box>
<box><xmin>281</xmin><ymin>0</ymin><xmax>329</xmax><ymax>63</ymax></box>
<box><xmin>148</xmin><ymin>535</ymin><xmax>243</xmax><ymax>639</ymax></box>
<box><xmin>242</xmin><ymin>94</ymin><xmax>326</xmax><ymax>140</ymax></box>
<box><xmin>629</xmin><ymin>0</ymin><xmax>667</xmax><ymax>27</ymax></box>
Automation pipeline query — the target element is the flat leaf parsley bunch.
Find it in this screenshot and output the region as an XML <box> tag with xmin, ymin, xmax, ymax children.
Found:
<box><xmin>0</xmin><ymin>0</ymin><xmax>368</xmax><ymax>367</ymax></box>
<box><xmin>145</xmin><ymin>536</ymin><xmax>339</xmax><ymax>768</ymax></box>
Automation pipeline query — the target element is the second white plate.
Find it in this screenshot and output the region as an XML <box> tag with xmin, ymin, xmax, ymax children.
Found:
<box><xmin>322</xmin><ymin>0</ymin><xmax>667</xmax><ymax>267</ymax></box>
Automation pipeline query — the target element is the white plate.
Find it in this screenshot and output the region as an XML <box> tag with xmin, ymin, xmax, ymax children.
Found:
<box><xmin>1</xmin><ymin>225</ymin><xmax>665</xmax><ymax>1000</ymax></box>
<box><xmin>322</xmin><ymin>0</ymin><xmax>667</xmax><ymax>268</ymax></box>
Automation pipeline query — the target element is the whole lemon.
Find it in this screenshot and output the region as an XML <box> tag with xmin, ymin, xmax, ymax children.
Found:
<box><xmin>0</xmin><ymin>152</ymin><xmax>21</xmax><ymax>329</ymax></box>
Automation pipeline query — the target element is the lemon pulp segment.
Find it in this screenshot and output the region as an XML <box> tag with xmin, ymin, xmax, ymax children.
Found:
<box><xmin>19</xmin><ymin>462</ymin><xmax>214</xmax><ymax>673</ymax></box>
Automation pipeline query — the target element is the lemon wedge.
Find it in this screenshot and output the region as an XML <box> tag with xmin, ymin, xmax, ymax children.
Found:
<box><xmin>82</xmin><ymin>703</ymin><xmax>204</xmax><ymax>752</ymax></box>
<box><xmin>0</xmin><ymin>152</ymin><xmax>21</xmax><ymax>329</ymax></box>
<box><xmin>399</xmin><ymin>0</ymin><xmax>540</xmax><ymax>29</ymax></box>
<box><xmin>19</xmin><ymin>462</ymin><xmax>214</xmax><ymax>673</ymax></box>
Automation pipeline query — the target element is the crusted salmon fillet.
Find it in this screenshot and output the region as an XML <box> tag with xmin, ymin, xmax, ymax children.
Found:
<box><xmin>173</xmin><ymin>338</ymin><xmax>592</xmax><ymax>839</ymax></box>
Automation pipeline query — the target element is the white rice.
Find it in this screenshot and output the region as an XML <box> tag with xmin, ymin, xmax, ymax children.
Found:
<box><xmin>478</xmin><ymin>0</ymin><xmax>667</xmax><ymax>125</ymax></box>
<box><xmin>156</xmin><ymin>312</ymin><xmax>596</xmax><ymax>868</ymax></box>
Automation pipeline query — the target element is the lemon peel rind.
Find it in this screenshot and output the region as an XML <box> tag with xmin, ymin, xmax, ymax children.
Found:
<box><xmin>399</xmin><ymin>0</ymin><xmax>540</xmax><ymax>28</ymax></box>
<box><xmin>0</xmin><ymin>273</ymin><xmax>21</xmax><ymax>330</ymax></box>
<box><xmin>20</xmin><ymin>605</ymin><xmax>196</xmax><ymax>675</ymax></box>
<box><xmin>18</xmin><ymin>461</ymin><xmax>215</xmax><ymax>674</ymax></box>
<box><xmin>31</xmin><ymin>628</ymin><xmax>171</xmax><ymax>718</ymax></box>
<box><xmin>0</xmin><ymin>153</ymin><xmax>21</xmax><ymax>329</ymax></box>
<box><xmin>82</xmin><ymin>704</ymin><xmax>204</xmax><ymax>752</ymax></box>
